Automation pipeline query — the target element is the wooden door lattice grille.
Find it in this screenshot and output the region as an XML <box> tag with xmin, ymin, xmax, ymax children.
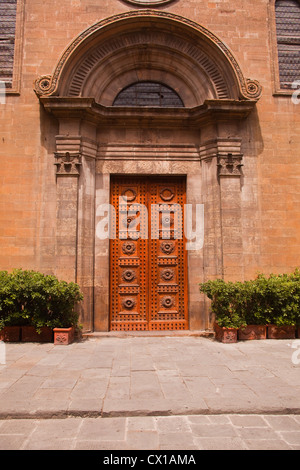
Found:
<box><xmin>110</xmin><ymin>176</ymin><xmax>188</xmax><ymax>331</ymax></box>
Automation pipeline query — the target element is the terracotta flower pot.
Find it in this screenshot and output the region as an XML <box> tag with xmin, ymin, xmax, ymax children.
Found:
<box><xmin>21</xmin><ymin>326</ymin><xmax>53</xmax><ymax>343</ymax></box>
<box><xmin>238</xmin><ymin>325</ymin><xmax>267</xmax><ymax>341</ymax></box>
<box><xmin>214</xmin><ymin>322</ymin><xmax>238</xmax><ymax>343</ymax></box>
<box><xmin>53</xmin><ymin>327</ymin><xmax>75</xmax><ymax>345</ymax></box>
<box><xmin>0</xmin><ymin>326</ymin><xmax>21</xmax><ymax>342</ymax></box>
<box><xmin>267</xmin><ymin>325</ymin><xmax>296</xmax><ymax>339</ymax></box>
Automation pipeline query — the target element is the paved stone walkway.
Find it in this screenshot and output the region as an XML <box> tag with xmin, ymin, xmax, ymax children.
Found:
<box><xmin>0</xmin><ymin>413</ymin><xmax>300</xmax><ymax>450</ymax></box>
<box><xmin>0</xmin><ymin>334</ymin><xmax>299</xmax><ymax>450</ymax></box>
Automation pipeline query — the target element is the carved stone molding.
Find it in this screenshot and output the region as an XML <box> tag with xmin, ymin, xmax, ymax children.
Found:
<box><xmin>54</xmin><ymin>152</ymin><xmax>82</xmax><ymax>176</ymax></box>
<box><xmin>217</xmin><ymin>153</ymin><xmax>243</xmax><ymax>177</ymax></box>
<box><xmin>122</xmin><ymin>0</ymin><xmax>174</xmax><ymax>5</ymax></box>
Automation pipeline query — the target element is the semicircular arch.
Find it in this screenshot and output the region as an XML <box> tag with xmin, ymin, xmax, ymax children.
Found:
<box><xmin>34</xmin><ymin>10</ymin><xmax>262</xmax><ymax>104</ymax></box>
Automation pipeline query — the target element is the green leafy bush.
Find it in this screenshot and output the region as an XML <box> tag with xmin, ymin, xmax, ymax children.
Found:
<box><xmin>199</xmin><ymin>278</ymin><xmax>246</xmax><ymax>328</ymax></box>
<box><xmin>199</xmin><ymin>269</ymin><xmax>300</xmax><ymax>328</ymax></box>
<box><xmin>0</xmin><ymin>269</ymin><xmax>83</xmax><ymax>331</ymax></box>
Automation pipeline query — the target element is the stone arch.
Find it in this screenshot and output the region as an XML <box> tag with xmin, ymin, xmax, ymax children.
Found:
<box><xmin>34</xmin><ymin>10</ymin><xmax>262</xmax><ymax>104</ymax></box>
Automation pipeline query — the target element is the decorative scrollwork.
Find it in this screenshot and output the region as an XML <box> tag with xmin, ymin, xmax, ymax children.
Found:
<box><xmin>245</xmin><ymin>79</ymin><xmax>262</xmax><ymax>100</ymax></box>
<box><xmin>34</xmin><ymin>75</ymin><xmax>54</xmax><ymax>96</ymax></box>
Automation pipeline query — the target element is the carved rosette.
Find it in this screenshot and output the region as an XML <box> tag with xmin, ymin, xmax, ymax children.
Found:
<box><xmin>161</xmin><ymin>268</ymin><xmax>174</xmax><ymax>281</ymax></box>
<box><xmin>160</xmin><ymin>241</ymin><xmax>175</xmax><ymax>254</ymax></box>
<box><xmin>54</xmin><ymin>152</ymin><xmax>82</xmax><ymax>176</ymax></box>
<box><xmin>217</xmin><ymin>153</ymin><xmax>243</xmax><ymax>177</ymax></box>
<box><xmin>161</xmin><ymin>296</ymin><xmax>174</xmax><ymax>309</ymax></box>
<box><xmin>121</xmin><ymin>188</ymin><xmax>137</xmax><ymax>202</ymax></box>
<box><xmin>122</xmin><ymin>241</ymin><xmax>136</xmax><ymax>255</ymax></box>
<box><xmin>122</xmin><ymin>269</ymin><xmax>136</xmax><ymax>282</ymax></box>
<box><xmin>122</xmin><ymin>298</ymin><xmax>136</xmax><ymax>309</ymax></box>
<box><xmin>34</xmin><ymin>75</ymin><xmax>55</xmax><ymax>96</ymax></box>
<box><xmin>160</xmin><ymin>187</ymin><xmax>175</xmax><ymax>201</ymax></box>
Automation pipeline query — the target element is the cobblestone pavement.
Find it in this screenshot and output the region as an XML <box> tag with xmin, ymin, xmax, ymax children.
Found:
<box><xmin>0</xmin><ymin>334</ymin><xmax>300</xmax><ymax>450</ymax></box>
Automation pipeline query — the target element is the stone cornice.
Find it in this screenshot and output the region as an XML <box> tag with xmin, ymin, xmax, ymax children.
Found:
<box><xmin>40</xmin><ymin>97</ymin><xmax>256</xmax><ymax>129</ymax></box>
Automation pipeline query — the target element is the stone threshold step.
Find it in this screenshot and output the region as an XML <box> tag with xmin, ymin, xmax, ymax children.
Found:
<box><xmin>82</xmin><ymin>330</ymin><xmax>214</xmax><ymax>338</ymax></box>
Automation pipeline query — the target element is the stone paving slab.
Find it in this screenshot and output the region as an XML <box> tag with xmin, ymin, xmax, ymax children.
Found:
<box><xmin>0</xmin><ymin>414</ymin><xmax>299</xmax><ymax>450</ymax></box>
<box><xmin>0</xmin><ymin>335</ymin><xmax>300</xmax><ymax>451</ymax></box>
<box><xmin>0</xmin><ymin>335</ymin><xmax>300</xmax><ymax>418</ymax></box>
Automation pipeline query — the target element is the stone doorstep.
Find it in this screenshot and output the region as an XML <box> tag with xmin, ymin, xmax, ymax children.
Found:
<box><xmin>83</xmin><ymin>330</ymin><xmax>214</xmax><ymax>338</ymax></box>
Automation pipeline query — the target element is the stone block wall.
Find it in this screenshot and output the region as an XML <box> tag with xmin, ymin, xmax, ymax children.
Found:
<box><xmin>0</xmin><ymin>0</ymin><xmax>299</xmax><ymax>330</ymax></box>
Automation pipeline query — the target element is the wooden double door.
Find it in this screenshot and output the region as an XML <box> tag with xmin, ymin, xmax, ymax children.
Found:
<box><xmin>110</xmin><ymin>175</ymin><xmax>188</xmax><ymax>331</ymax></box>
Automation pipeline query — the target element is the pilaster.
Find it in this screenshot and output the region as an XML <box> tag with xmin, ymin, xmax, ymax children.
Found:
<box><xmin>54</xmin><ymin>132</ymin><xmax>97</xmax><ymax>331</ymax></box>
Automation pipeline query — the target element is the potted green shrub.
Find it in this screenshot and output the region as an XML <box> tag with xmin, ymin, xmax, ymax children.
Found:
<box><xmin>46</xmin><ymin>279</ymin><xmax>83</xmax><ymax>345</ymax></box>
<box><xmin>199</xmin><ymin>279</ymin><xmax>245</xmax><ymax>343</ymax></box>
<box><xmin>264</xmin><ymin>272</ymin><xmax>299</xmax><ymax>339</ymax></box>
<box><xmin>237</xmin><ymin>278</ymin><xmax>267</xmax><ymax>341</ymax></box>
<box><xmin>0</xmin><ymin>269</ymin><xmax>83</xmax><ymax>343</ymax></box>
<box><xmin>0</xmin><ymin>270</ymin><xmax>31</xmax><ymax>342</ymax></box>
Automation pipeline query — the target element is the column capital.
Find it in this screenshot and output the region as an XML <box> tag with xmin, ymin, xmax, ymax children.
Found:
<box><xmin>217</xmin><ymin>152</ymin><xmax>243</xmax><ymax>177</ymax></box>
<box><xmin>54</xmin><ymin>151</ymin><xmax>82</xmax><ymax>176</ymax></box>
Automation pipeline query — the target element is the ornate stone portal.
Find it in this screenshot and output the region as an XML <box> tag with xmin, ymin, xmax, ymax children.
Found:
<box><xmin>35</xmin><ymin>11</ymin><xmax>262</xmax><ymax>332</ymax></box>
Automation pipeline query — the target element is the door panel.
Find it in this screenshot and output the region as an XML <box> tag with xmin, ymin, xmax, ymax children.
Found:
<box><xmin>110</xmin><ymin>175</ymin><xmax>188</xmax><ymax>331</ymax></box>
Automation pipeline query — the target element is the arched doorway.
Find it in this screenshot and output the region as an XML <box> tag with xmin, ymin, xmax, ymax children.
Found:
<box><xmin>35</xmin><ymin>10</ymin><xmax>262</xmax><ymax>332</ymax></box>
